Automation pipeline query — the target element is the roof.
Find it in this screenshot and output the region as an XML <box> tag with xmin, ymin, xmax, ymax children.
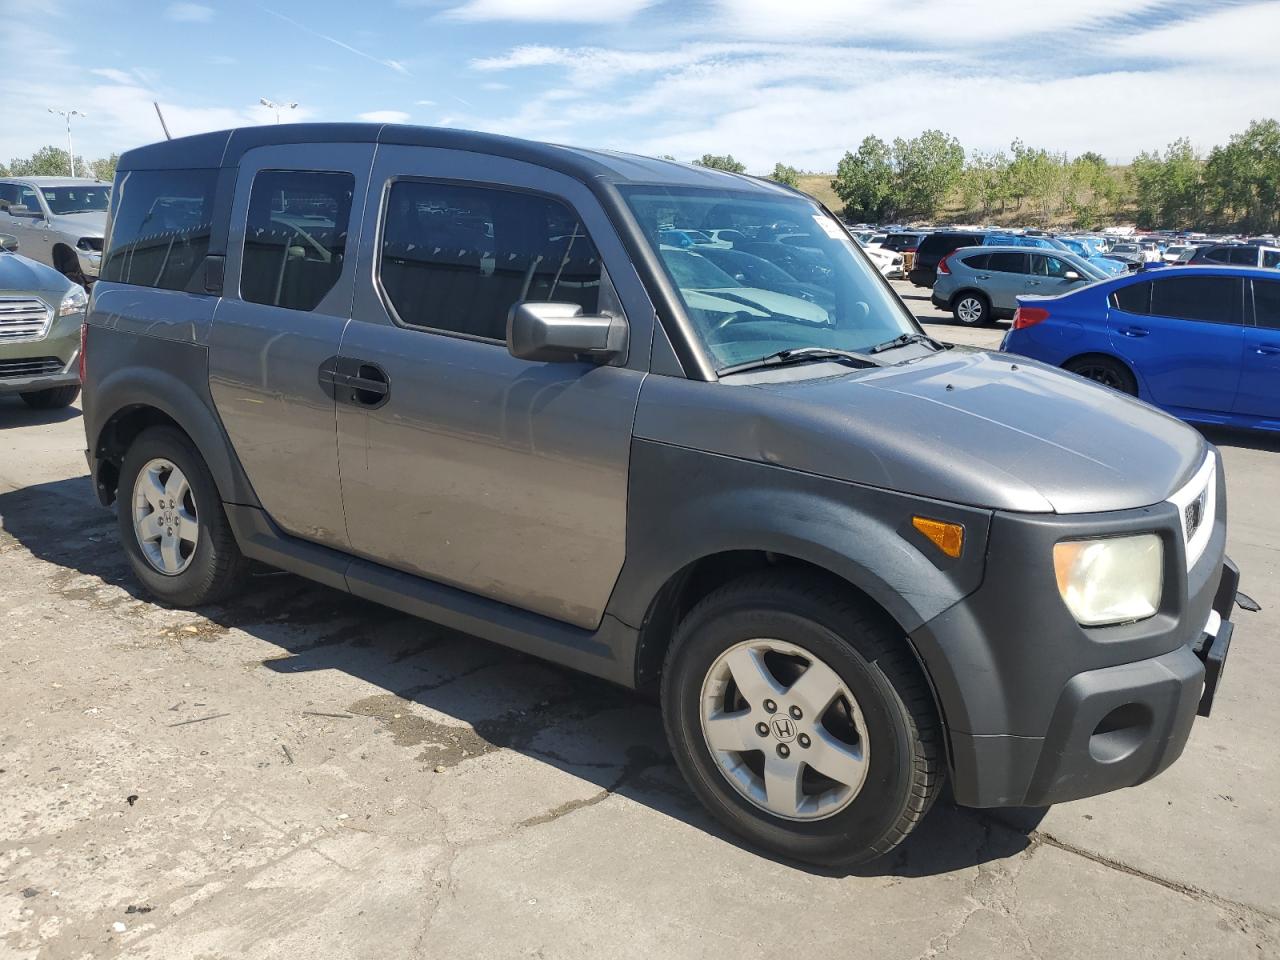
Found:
<box><xmin>0</xmin><ymin>176</ymin><xmax>106</xmax><ymax>187</ymax></box>
<box><xmin>117</xmin><ymin>122</ymin><xmax>793</xmax><ymax>195</ymax></box>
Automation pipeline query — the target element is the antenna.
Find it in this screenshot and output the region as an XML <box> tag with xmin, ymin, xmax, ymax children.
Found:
<box><xmin>153</xmin><ymin>102</ymin><xmax>172</xmax><ymax>140</ymax></box>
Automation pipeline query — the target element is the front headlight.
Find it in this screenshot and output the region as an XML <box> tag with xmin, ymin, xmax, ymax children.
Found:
<box><xmin>59</xmin><ymin>286</ymin><xmax>88</xmax><ymax>317</ymax></box>
<box><xmin>1053</xmin><ymin>534</ymin><xmax>1163</xmax><ymax>626</ymax></box>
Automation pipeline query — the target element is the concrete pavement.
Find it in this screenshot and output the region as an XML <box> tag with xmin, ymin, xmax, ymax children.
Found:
<box><xmin>1</xmin><ymin>299</ymin><xmax>1277</xmax><ymax>958</ymax></box>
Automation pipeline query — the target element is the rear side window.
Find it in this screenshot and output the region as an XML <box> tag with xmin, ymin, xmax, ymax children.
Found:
<box><xmin>101</xmin><ymin>168</ymin><xmax>217</xmax><ymax>291</ymax></box>
<box><xmin>378</xmin><ymin>180</ymin><xmax>602</xmax><ymax>341</ymax></box>
<box><xmin>1149</xmin><ymin>276</ymin><xmax>1238</xmax><ymax>324</ymax></box>
<box><xmin>1111</xmin><ymin>281</ymin><xmax>1150</xmax><ymax>314</ymax></box>
<box><xmin>1253</xmin><ymin>280</ymin><xmax>1280</xmax><ymax>330</ymax></box>
<box><xmin>241</xmin><ymin>170</ymin><xmax>354</xmax><ymax>312</ymax></box>
<box><xmin>1204</xmin><ymin>246</ymin><xmax>1233</xmax><ymax>264</ymax></box>
<box><xmin>1228</xmin><ymin>247</ymin><xmax>1258</xmax><ymax>266</ymax></box>
<box><xmin>986</xmin><ymin>252</ymin><xmax>1026</xmax><ymax>274</ymax></box>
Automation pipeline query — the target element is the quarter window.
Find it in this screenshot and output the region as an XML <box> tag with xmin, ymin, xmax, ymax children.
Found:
<box><xmin>241</xmin><ymin>170</ymin><xmax>354</xmax><ymax>312</ymax></box>
<box><xmin>1149</xmin><ymin>276</ymin><xmax>1238</xmax><ymax>324</ymax></box>
<box><xmin>1253</xmin><ymin>280</ymin><xmax>1280</xmax><ymax>330</ymax></box>
<box><xmin>100</xmin><ymin>169</ymin><xmax>217</xmax><ymax>291</ymax></box>
<box><xmin>1111</xmin><ymin>281</ymin><xmax>1151</xmax><ymax>314</ymax></box>
<box><xmin>378</xmin><ymin>181</ymin><xmax>602</xmax><ymax>340</ymax></box>
<box><xmin>958</xmin><ymin>253</ymin><xmax>989</xmax><ymax>270</ymax></box>
<box><xmin>985</xmin><ymin>251</ymin><xmax>1026</xmax><ymax>274</ymax></box>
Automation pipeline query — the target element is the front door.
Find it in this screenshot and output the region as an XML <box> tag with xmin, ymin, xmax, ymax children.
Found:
<box><xmin>1025</xmin><ymin>253</ymin><xmax>1086</xmax><ymax>297</ymax></box>
<box><xmin>207</xmin><ymin>143</ymin><xmax>374</xmax><ymax>549</ymax></box>
<box><xmin>1237</xmin><ymin>278</ymin><xmax>1280</xmax><ymax>421</ymax></box>
<box><xmin>336</xmin><ymin>145</ymin><xmax>653</xmax><ymax>629</ymax></box>
<box><xmin>1107</xmin><ymin>274</ymin><xmax>1244</xmax><ymax>413</ymax></box>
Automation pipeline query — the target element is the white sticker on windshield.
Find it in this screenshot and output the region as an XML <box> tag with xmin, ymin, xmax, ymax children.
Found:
<box><xmin>812</xmin><ymin>214</ymin><xmax>845</xmax><ymax>240</ymax></box>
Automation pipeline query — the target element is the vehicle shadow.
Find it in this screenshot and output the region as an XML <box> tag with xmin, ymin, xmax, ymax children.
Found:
<box><xmin>1198</xmin><ymin>425</ymin><xmax>1280</xmax><ymax>454</ymax></box>
<box><xmin>0</xmin><ymin>395</ymin><xmax>82</xmax><ymax>425</ymax></box>
<box><xmin>0</xmin><ymin>474</ymin><xmax>1045</xmax><ymax>878</ymax></box>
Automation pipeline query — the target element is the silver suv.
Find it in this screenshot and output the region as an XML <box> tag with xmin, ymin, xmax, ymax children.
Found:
<box><xmin>0</xmin><ymin>177</ymin><xmax>110</xmax><ymax>286</ymax></box>
<box><xmin>81</xmin><ymin>124</ymin><xmax>1239</xmax><ymax>868</ymax></box>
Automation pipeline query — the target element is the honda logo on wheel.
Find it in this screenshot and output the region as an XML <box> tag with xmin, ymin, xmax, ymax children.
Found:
<box><xmin>771</xmin><ymin>717</ymin><xmax>797</xmax><ymax>742</ymax></box>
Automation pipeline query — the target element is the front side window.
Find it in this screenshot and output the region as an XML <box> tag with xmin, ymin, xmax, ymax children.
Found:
<box><xmin>379</xmin><ymin>180</ymin><xmax>602</xmax><ymax>340</ymax></box>
<box><xmin>1033</xmin><ymin>255</ymin><xmax>1073</xmax><ymax>278</ymax></box>
<box><xmin>1253</xmin><ymin>280</ymin><xmax>1280</xmax><ymax>330</ymax></box>
<box><xmin>621</xmin><ymin>185</ymin><xmax>914</xmax><ymax>370</ymax></box>
<box><xmin>101</xmin><ymin>168</ymin><xmax>216</xmax><ymax>291</ymax></box>
<box><xmin>241</xmin><ymin>170</ymin><xmax>354</xmax><ymax>312</ymax></box>
<box><xmin>1149</xmin><ymin>276</ymin><xmax>1238</xmax><ymax>324</ymax></box>
<box><xmin>39</xmin><ymin>184</ymin><xmax>111</xmax><ymax>215</ymax></box>
<box><xmin>1263</xmin><ymin>250</ymin><xmax>1280</xmax><ymax>269</ymax></box>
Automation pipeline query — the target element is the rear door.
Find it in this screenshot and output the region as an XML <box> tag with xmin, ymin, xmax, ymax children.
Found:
<box><xmin>207</xmin><ymin>143</ymin><xmax>374</xmax><ymax>550</ymax></box>
<box><xmin>335</xmin><ymin>145</ymin><xmax>653</xmax><ymax>629</ymax></box>
<box><xmin>981</xmin><ymin>251</ymin><xmax>1029</xmax><ymax>311</ymax></box>
<box><xmin>1107</xmin><ymin>274</ymin><xmax>1245</xmax><ymax>413</ymax></box>
<box><xmin>1236</xmin><ymin>278</ymin><xmax>1280</xmax><ymax>420</ymax></box>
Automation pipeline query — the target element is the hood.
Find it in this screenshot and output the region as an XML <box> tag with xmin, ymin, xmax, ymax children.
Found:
<box><xmin>48</xmin><ymin>211</ymin><xmax>106</xmax><ymax>236</ymax></box>
<box><xmin>0</xmin><ymin>252</ymin><xmax>74</xmax><ymax>301</ymax></box>
<box><xmin>638</xmin><ymin>347</ymin><xmax>1206</xmax><ymax>514</ymax></box>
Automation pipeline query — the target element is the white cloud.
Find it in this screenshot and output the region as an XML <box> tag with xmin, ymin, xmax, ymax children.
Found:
<box><xmin>357</xmin><ymin>110</ymin><xmax>412</xmax><ymax>123</ymax></box>
<box><xmin>415</xmin><ymin>99</ymin><xmax>437</xmax><ymax>106</ymax></box>
<box><xmin>91</xmin><ymin>67</ymin><xmax>137</xmax><ymax>85</ymax></box>
<box><xmin>263</xmin><ymin>7</ymin><xmax>411</xmax><ymax>74</ymax></box>
<box><xmin>164</xmin><ymin>2</ymin><xmax>213</xmax><ymax>22</ymax></box>
<box><xmin>1108</xmin><ymin>1</ymin><xmax>1280</xmax><ymax>66</ymax></box>
<box><xmin>444</xmin><ymin>0</ymin><xmax>657</xmax><ymax>22</ymax></box>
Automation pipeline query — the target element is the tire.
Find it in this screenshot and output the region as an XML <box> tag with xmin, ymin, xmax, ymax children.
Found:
<box><xmin>53</xmin><ymin>246</ymin><xmax>89</xmax><ymax>289</ymax></box>
<box><xmin>1063</xmin><ymin>355</ymin><xmax>1138</xmax><ymax>395</ymax></box>
<box><xmin>117</xmin><ymin>426</ymin><xmax>249</xmax><ymax>606</ymax></box>
<box><xmin>661</xmin><ymin>571</ymin><xmax>942</xmax><ymax>868</ymax></box>
<box><xmin>19</xmin><ymin>385</ymin><xmax>80</xmax><ymax>409</ymax></box>
<box><xmin>951</xmin><ymin>291</ymin><xmax>990</xmax><ymax>326</ymax></box>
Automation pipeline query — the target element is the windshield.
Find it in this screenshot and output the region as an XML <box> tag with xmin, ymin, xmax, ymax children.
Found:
<box><xmin>621</xmin><ymin>186</ymin><xmax>916</xmax><ymax>371</ymax></box>
<box><xmin>38</xmin><ymin>184</ymin><xmax>110</xmax><ymax>215</ymax></box>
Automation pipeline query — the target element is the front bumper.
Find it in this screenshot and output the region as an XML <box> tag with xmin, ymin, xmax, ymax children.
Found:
<box><xmin>76</xmin><ymin>248</ymin><xmax>102</xmax><ymax>278</ymax></box>
<box><xmin>912</xmin><ymin>461</ymin><xmax>1236</xmax><ymax>808</ymax></box>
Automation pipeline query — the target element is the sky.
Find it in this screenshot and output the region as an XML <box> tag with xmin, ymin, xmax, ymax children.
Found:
<box><xmin>2</xmin><ymin>0</ymin><xmax>1277</xmax><ymax>173</ymax></box>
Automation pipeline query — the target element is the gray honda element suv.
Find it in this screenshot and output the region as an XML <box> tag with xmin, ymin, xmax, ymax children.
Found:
<box><xmin>82</xmin><ymin>124</ymin><xmax>1238</xmax><ymax>867</ymax></box>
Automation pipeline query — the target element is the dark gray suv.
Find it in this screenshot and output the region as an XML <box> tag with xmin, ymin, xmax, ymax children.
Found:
<box><xmin>82</xmin><ymin>124</ymin><xmax>1239</xmax><ymax>867</ymax></box>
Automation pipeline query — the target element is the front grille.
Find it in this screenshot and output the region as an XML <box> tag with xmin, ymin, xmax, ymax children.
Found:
<box><xmin>0</xmin><ymin>357</ymin><xmax>63</xmax><ymax>379</ymax></box>
<box><xmin>0</xmin><ymin>298</ymin><xmax>52</xmax><ymax>342</ymax></box>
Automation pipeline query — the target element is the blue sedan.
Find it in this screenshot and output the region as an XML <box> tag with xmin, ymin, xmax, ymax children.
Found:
<box><xmin>1000</xmin><ymin>265</ymin><xmax>1280</xmax><ymax>431</ymax></box>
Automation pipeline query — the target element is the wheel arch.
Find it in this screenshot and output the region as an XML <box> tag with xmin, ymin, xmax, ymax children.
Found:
<box><xmin>949</xmin><ymin>287</ymin><xmax>990</xmax><ymax>309</ymax></box>
<box><xmin>1060</xmin><ymin>350</ymin><xmax>1142</xmax><ymax>395</ymax></box>
<box><xmin>87</xmin><ymin>357</ymin><xmax>260</xmax><ymax>510</ymax></box>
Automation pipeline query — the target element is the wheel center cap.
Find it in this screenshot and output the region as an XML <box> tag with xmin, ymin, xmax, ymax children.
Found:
<box><xmin>770</xmin><ymin>716</ymin><xmax>797</xmax><ymax>742</ymax></box>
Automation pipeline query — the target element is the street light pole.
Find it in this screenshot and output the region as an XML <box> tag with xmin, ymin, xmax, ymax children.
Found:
<box><xmin>258</xmin><ymin>98</ymin><xmax>299</xmax><ymax>124</ymax></box>
<box><xmin>48</xmin><ymin>108</ymin><xmax>85</xmax><ymax>176</ymax></box>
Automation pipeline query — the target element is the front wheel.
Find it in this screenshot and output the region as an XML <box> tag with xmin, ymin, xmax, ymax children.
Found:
<box><xmin>661</xmin><ymin>572</ymin><xmax>943</xmax><ymax>867</ymax></box>
<box><xmin>20</xmin><ymin>385</ymin><xmax>80</xmax><ymax>409</ymax></box>
<box><xmin>952</xmin><ymin>292</ymin><xmax>990</xmax><ymax>326</ymax></box>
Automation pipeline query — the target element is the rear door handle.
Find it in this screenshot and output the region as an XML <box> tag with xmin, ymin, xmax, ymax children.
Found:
<box><xmin>975</xmin><ymin>274</ymin><xmax>990</xmax><ymax>280</ymax></box>
<box><xmin>1257</xmin><ymin>345</ymin><xmax>1280</xmax><ymax>356</ymax></box>
<box><xmin>1121</xmin><ymin>326</ymin><xmax>1150</xmax><ymax>338</ymax></box>
<box><xmin>1026</xmin><ymin>280</ymin><xmax>1042</xmax><ymax>286</ymax></box>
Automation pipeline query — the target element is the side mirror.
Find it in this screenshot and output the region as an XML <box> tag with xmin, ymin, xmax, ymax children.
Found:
<box><xmin>0</xmin><ymin>233</ymin><xmax>17</xmax><ymax>252</ymax></box>
<box><xmin>507</xmin><ymin>301</ymin><xmax>627</xmax><ymax>363</ymax></box>
<box><xmin>1064</xmin><ymin>270</ymin><xmax>1082</xmax><ymax>281</ymax></box>
<box><xmin>9</xmin><ymin>204</ymin><xmax>39</xmax><ymax>218</ymax></box>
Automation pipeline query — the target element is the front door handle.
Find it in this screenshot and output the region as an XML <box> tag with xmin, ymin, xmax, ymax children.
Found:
<box><xmin>1026</xmin><ymin>280</ymin><xmax>1042</xmax><ymax>286</ymax></box>
<box><xmin>1257</xmin><ymin>345</ymin><xmax>1280</xmax><ymax>356</ymax></box>
<box><xmin>1121</xmin><ymin>326</ymin><xmax>1150</xmax><ymax>338</ymax></box>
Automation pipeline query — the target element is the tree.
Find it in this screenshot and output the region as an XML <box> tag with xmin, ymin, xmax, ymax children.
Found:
<box><xmin>831</xmin><ymin>136</ymin><xmax>895</xmax><ymax>221</ymax></box>
<box><xmin>8</xmin><ymin>145</ymin><xmax>86</xmax><ymax>177</ymax></box>
<box><xmin>1203</xmin><ymin>119</ymin><xmax>1280</xmax><ymax>232</ymax></box>
<box><xmin>890</xmin><ymin>129</ymin><xmax>964</xmax><ymax>220</ymax></box>
<box><xmin>90</xmin><ymin>153</ymin><xmax>119</xmax><ymax>182</ymax></box>
<box><xmin>693</xmin><ymin>153</ymin><xmax>746</xmax><ymax>174</ymax></box>
<box><xmin>959</xmin><ymin>150</ymin><xmax>1008</xmax><ymax>219</ymax></box>
<box><xmin>767</xmin><ymin>162</ymin><xmax>800</xmax><ymax>188</ymax></box>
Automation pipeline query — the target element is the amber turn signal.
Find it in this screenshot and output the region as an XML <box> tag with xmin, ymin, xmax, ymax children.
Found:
<box><xmin>912</xmin><ymin>517</ymin><xmax>964</xmax><ymax>558</ymax></box>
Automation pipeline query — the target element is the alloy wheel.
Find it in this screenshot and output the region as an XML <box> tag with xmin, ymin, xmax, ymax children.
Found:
<box><xmin>955</xmin><ymin>297</ymin><xmax>984</xmax><ymax>324</ymax></box>
<box><xmin>131</xmin><ymin>458</ymin><xmax>199</xmax><ymax>576</ymax></box>
<box><xmin>699</xmin><ymin>638</ymin><xmax>870</xmax><ymax>821</ymax></box>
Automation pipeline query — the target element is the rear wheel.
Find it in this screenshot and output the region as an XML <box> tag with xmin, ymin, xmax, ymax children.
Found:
<box><xmin>661</xmin><ymin>572</ymin><xmax>942</xmax><ymax>867</ymax></box>
<box><xmin>117</xmin><ymin>426</ymin><xmax>249</xmax><ymax>606</ymax></box>
<box><xmin>952</xmin><ymin>292</ymin><xmax>990</xmax><ymax>326</ymax></box>
<box><xmin>19</xmin><ymin>385</ymin><xmax>80</xmax><ymax>409</ymax></box>
<box><xmin>1063</xmin><ymin>355</ymin><xmax>1138</xmax><ymax>395</ymax></box>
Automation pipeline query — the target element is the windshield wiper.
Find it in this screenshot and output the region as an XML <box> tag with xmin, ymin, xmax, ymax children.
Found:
<box><xmin>868</xmin><ymin>332</ymin><xmax>947</xmax><ymax>354</ymax></box>
<box><xmin>718</xmin><ymin>347</ymin><xmax>884</xmax><ymax>377</ymax></box>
